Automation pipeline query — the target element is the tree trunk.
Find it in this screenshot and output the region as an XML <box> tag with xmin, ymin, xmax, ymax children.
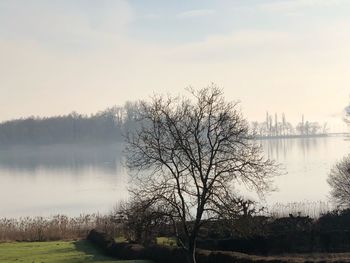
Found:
<box><xmin>187</xmin><ymin>239</ymin><xmax>197</xmax><ymax>263</ymax></box>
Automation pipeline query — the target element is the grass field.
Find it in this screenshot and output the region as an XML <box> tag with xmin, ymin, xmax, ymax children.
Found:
<box><xmin>0</xmin><ymin>240</ymin><xmax>152</xmax><ymax>263</ymax></box>
<box><xmin>155</xmin><ymin>237</ymin><xmax>177</xmax><ymax>247</ymax></box>
<box><xmin>3</xmin><ymin>240</ymin><xmax>350</xmax><ymax>263</ymax></box>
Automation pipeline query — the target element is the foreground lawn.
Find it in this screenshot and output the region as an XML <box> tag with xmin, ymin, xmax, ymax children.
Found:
<box><xmin>0</xmin><ymin>240</ymin><xmax>152</xmax><ymax>263</ymax></box>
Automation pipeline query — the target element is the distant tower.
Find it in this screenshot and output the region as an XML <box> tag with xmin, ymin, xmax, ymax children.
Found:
<box><xmin>275</xmin><ymin>113</ymin><xmax>278</xmax><ymax>136</ymax></box>
<box><xmin>301</xmin><ymin>114</ymin><xmax>305</xmax><ymax>135</ymax></box>
<box><xmin>266</xmin><ymin>111</ymin><xmax>269</xmax><ymax>136</ymax></box>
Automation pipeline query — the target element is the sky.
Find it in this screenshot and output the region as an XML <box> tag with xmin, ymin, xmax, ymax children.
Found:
<box><xmin>1</xmin><ymin>0</ymin><xmax>350</xmax><ymax>131</ymax></box>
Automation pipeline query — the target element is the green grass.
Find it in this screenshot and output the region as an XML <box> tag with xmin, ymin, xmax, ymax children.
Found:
<box><xmin>0</xmin><ymin>240</ymin><xmax>152</xmax><ymax>263</ymax></box>
<box><xmin>114</xmin><ymin>236</ymin><xmax>128</xmax><ymax>243</ymax></box>
<box><xmin>155</xmin><ymin>237</ymin><xmax>177</xmax><ymax>247</ymax></box>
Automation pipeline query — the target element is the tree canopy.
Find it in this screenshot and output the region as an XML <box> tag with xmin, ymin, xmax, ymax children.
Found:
<box><xmin>328</xmin><ymin>155</ymin><xmax>350</xmax><ymax>208</ymax></box>
<box><xmin>126</xmin><ymin>85</ymin><xmax>278</xmax><ymax>263</ymax></box>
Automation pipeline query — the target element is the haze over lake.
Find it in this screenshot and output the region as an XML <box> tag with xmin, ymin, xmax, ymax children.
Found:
<box><xmin>0</xmin><ymin>136</ymin><xmax>349</xmax><ymax>217</ymax></box>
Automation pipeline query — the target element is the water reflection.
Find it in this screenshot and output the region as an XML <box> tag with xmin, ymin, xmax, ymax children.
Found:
<box><xmin>0</xmin><ymin>143</ymin><xmax>128</xmax><ymax>218</ymax></box>
<box><xmin>0</xmin><ymin>137</ymin><xmax>349</xmax><ymax>217</ymax></box>
<box><xmin>0</xmin><ymin>144</ymin><xmax>123</xmax><ymax>173</ymax></box>
<box><xmin>260</xmin><ymin>136</ymin><xmax>350</xmax><ymax>205</ymax></box>
<box><xmin>260</xmin><ymin>137</ymin><xmax>326</xmax><ymax>161</ymax></box>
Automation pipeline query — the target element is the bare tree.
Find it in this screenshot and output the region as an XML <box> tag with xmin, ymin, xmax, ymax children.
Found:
<box><xmin>328</xmin><ymin>155</ymin><xmax>350</xmax><ymax>208</ymax></box>
<box><xmin>125</xmin><ymin>85</ymin><xmax>278</xmax><ymax>263</ymax></box>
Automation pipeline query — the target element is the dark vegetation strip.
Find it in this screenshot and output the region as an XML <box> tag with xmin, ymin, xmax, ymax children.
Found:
<box><xmin>86</xmin><ymin>229</ymin><xmax>285</xmax><ymax>263</ymax></box>
<box><xmin>3</xmin><ymin>209</ymin><xmax>350</xmax><ymax>258</ymax></box>
<box><xmin>87</xmin><ymin>229</ymin><xmax>350</xmax><ymax>263</ymax></box>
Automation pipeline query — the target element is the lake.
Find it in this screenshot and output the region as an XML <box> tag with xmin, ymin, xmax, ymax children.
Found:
<box><xmin>0</xmin><ymin>136</ymin><xmax>349</xmax><ymax>217</ymax></box>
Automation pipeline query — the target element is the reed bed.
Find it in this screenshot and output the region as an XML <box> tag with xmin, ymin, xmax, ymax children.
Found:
<box><xmin>0</xmin><ymin>214</ymin><xmax>121</xmax><ymax>242</ymax></box>
<box><xmin>0</xmin><ymin>201</ymin><xmax>337</xmax><ymax>242</ymax></box>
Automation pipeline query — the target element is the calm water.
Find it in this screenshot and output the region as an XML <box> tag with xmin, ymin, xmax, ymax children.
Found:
<box><xmin>0</xmin><ymin>136</ymin><xmax>349</xmax><ymax>217</ymax></box>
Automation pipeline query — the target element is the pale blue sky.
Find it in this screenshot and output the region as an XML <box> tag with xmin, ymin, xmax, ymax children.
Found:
<box><xmin>1</xmin><ymin>0</ymin><xmax>350</xmax><ymax>130</ymax></box>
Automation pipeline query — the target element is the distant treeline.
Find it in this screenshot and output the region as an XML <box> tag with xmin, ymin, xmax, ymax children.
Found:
<box><xmin>0</xmin><ymin>102</ymin><xmax>140</xmax><ymax>146</ymax></box>
<box><xmin>251</xmin><ymin>112</ymin><xmax>328</xmax><ymax>138</ymax></box>
<box><xmin>0</xmin><ymin>107</ymin><xmax>329</xmax><ymax>146</ymax></box>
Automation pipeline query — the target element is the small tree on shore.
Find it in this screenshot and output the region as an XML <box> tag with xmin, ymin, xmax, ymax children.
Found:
<box><xmin>328</xmin><ymin>155</ymin><xmax>350</xmax><ymax>208</ymax></box>
<box><xmin>115</xmin><ymin>198</ymin><xmax>172</xmax><ymax>244</ymax></box>
<box><xmin>126</xmin><ymin>85</ymin><xmax>277</xmax><ymax>263</ymax></box>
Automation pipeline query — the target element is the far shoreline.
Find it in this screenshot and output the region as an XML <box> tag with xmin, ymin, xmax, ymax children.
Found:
<box><xmin>255</xmin><ymin>133</ymin><xmax>350</xmax><ymax>140</ymax></box>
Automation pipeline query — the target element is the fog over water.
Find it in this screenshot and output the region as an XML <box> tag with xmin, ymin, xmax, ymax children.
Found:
<box><xmin>0</xmin><ymin>136</ymin><xmax>349</xmax><ymax>217</ymax></box>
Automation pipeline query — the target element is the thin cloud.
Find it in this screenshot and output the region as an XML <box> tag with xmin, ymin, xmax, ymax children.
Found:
<box><xmin>166</xmin><ymin>30</ymin><xmax>296</xmax><ymax>62</ymax></box>
<box><xmin>140</xmin><ymin>13</ymin><xmax>163</xmax><ymax>20</ymax></box>
<box><xmin>176</xmin><ymin>9</ymin><xmax>215</xmax><ymax>19</ymax></box>
<box><xmin>258</xmin><ymin>0</ymin><xmax>344</xmax><ymax>13</ymax></box>
<box><xmin>0</xmin><ymin>0</ymin><xmax>133</xmax><ymax>48</ymax></box>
